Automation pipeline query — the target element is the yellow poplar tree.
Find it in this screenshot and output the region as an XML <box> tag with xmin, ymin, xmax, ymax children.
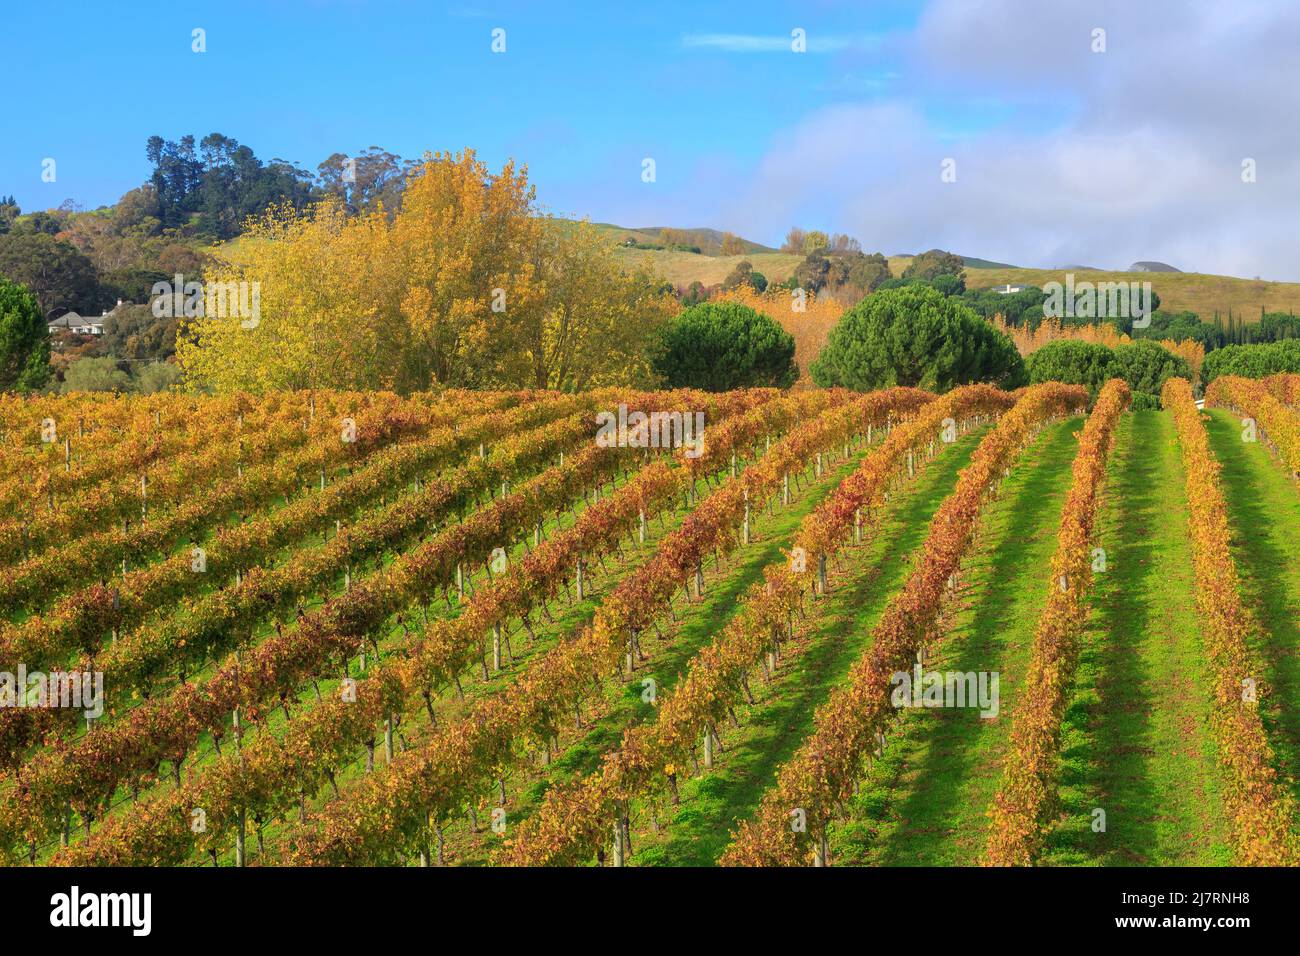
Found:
<box><xmin>518</xmin><ymin>220</ymin><xmax>676</xmax><ymax>390</ymax></box>
<box><xmin>388</xmin><ymin>150</ymin><xmax>546</xmax><ymax>390</ymax></box>
<box><xmin>178</xmin><ymin>149</ymin><xmax>674</xmax><ymax>394</ymax></box>
<box><xmin>177</xmin><ymin>201</ymin><xmax>395</xmax><ymax>391</ymax></box>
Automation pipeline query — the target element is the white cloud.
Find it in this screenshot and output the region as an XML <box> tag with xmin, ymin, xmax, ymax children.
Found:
<box><xmin>680</xmin><ymin>32</ymin><xmax>879</xmax><ymax>54</ymax></box>
<box><xmin>708</xmin><ymin>0</ymin><xmax>1300</xmax><ymax>280</ymax></box>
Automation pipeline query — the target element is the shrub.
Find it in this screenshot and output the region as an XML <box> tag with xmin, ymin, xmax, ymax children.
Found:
<box><xmin>0</xmin><ymin>276</ymin><xmax>49</xmax><ymax>392</ymax></box>
<box><xmin>875</xmin><ymin>273</ymin><xmax>965</xmax><ymax>297</ymax></box>
<box><xmin>721</xmin><ymin>260</ymin><xmax>767</xmax><ymax>294</ymax></box>
<box><xmin>1111</xmin><ymin>340</ymin><xmax>1192</xmax><ymax>409</ymax></box>
<box><xmin>60</xmin><ymin>356</ymin><xmax>131</xmax><ymax>393</ymax></box>
<box><xmin>1025</xmin><ymin>340</ymin><xmax>1116</xmax><ymax>400</ymax></box>
<box><xmin>1025</xmin><ymin>338</ymin><xmax>1191</xmax><ymax>409</ymax></box>
<box><xmin>902</xmin><ymin>248</ymin><xmax>965</xmax><ymax>281</ymax></box>
<box><xmin>793</xmin><ymin>253</ymin><xmax>830</xmax><ymax>294</ymax></box>
<box><xmin>793</xmin><ymin>250</ymin><xmax>890</xmax><ymax>299</ymax></box>
<box><xmin>1202</xmin><ymin>339</ymin><xmax>1300</xmax><ymax>384</ymax></box>
<box><xmin>652</xmin><ymin>301</ymin><xmax>798</xmax><ymax>391</ymax></box>
<box><xmin>133</xmin><ymin>361</ymin><xmax>183</xmax><ymax>394</ymax></box>
<box><xmin>810</xmin><ymin>284</ymin><xmax>1024</xmax><ymax>392</ymax></box>
<box><xmin>926</xmin><ymin>273</ymin><xmax>966</xmax><ymax>296</ymax></box>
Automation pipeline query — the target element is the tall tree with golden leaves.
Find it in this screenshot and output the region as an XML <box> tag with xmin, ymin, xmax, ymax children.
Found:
<box><xmin>719</xmin><ymin>231</ymin><xmax>746</xmax><ymax>256</ymax></box>
<box><xmin>518</xmin><ymin>220</ymin><xmax>675</xmax><ymax>390</ymax></box>
<box><xmin>177</xmin><ymin>200</ymin><xmax>396</xmax><ymax>391</ymax></box>
<box><xmin>387</xmin><ymin>151</ymin><xmax>546</xmax><ymax>389</ymax></box>
<box><xmin>178</xmin><ymin>150</ymin><xmax>673</xmax><ymax>393</ymax></box>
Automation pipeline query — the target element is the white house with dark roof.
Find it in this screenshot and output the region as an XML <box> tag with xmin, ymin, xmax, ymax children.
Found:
<box><xmin>47</xmin><ymin>299</ymin><xmax>126</xmax><ymax>336</ymax></box>
<box><xmin>47</xmin><ymin>312</ymin><xmax>103</xmax><ymax>335</ymax></box>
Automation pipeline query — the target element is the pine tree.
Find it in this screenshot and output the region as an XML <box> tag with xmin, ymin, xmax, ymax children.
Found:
<box><xmin>0</xmin><ymin>276</ymin><xmax>50</xmax><ymax>393</ymax></box>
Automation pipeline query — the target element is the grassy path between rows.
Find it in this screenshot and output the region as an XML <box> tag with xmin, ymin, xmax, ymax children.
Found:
<box><xmin>627</xmin><ymin>427</ymin><xmax>988</xmax><ymax>866</ymax></box>
<box><xmin>833</xmin><ymin>417</ymin><xmax>1080</xmax><ymax>865</ymax></box>
<box><xmin>1204</xmin><ymin>408</ymin><xmax>1300</xmax><ymax>811</ymax></box>
<box><xmin>1043</xmin><ymin>409</ymin><xmax>1231</xmax><ymax>865</ymax></box>
<box><xmin>72</xmin><ymin>454</ymin><xmax>652</xmax><ymax>864</ymax></box>
<box><xmin>446</xmin><ymin>436</ymin><xmax>888</xmax><ymax>865</ymax></box>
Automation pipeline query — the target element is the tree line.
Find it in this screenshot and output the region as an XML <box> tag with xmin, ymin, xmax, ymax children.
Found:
<box><xmin>0</xmin><ymin>135</ymin><xmax>437</xmax><ymax>393</ymax></box>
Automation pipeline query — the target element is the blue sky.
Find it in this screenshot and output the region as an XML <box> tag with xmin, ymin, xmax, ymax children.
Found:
<box><xmin>5</xmin><ymin>1</ymin><xmax>1299</xmax><ymax>278</ymax></box>
<box><xmin>4</xmin><ymin>2</ymin><xmax>925</xmax><ymax>218</ymax></box>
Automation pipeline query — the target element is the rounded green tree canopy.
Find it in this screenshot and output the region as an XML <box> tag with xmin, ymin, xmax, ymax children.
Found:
<box><xmin>1203</xmin><ymin>339</ymin><xmax>1300</xmax><ymax>384</ymax></box>
<box><xmin>0</xmin><ymin>275</ymin><xmax>50</xmax><ymax>393</ymax></box>
<box><xmin>810</xmin><ymin>284</ymin><xmax>1024</xmax><ymax>391</ymax></box>
<box><xmin>652</xmin><ymin>301</ymin><xmax>798</xmax><ymax>391</ymax></box>
<box><xmin>1025</xmin><ymin>339</ymin><xmax>1116</xmax><ymax>399</ymax></box>
<box><xmin>1110</xmin><ymin>340</ymin><xmax>1192</xmax><ymax>409</ymax></box>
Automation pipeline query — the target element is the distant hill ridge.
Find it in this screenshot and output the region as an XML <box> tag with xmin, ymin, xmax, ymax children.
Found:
<box><xmin>960</xmin><ymin>255</ymin><xmax>1020</xmax><ymax>270</ymax></box>
<box><xmin>595</xmin><ymin>221</ymin><xmax>1297</xmax><ymax>317</ymax></box>
<box><xmin>605</xmin><ymin>232</ymin><xmax>1298</xmax><ymax>320</ymax></box>
<box><xmin>635</xmin><ymin>227</ymin><xmax>777</xmax><ymax>255</ymax></box>
<box><xmin>586</xmin><ymin>223</ymin><xmax>776</xmax><ymax>256</ymax></box>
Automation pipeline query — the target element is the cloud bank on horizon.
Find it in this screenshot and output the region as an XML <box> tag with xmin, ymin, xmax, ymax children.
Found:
<box><xmin>567</xmin><ymin>0</ymin><xmax>1300</xmax><ymax>280</ymax></box>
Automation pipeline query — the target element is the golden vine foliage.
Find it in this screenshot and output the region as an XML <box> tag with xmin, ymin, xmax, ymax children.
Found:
<box><xmin>34</xmin><ymin>390</ymin><xmax>781</xmax><ymax>864</ymax></box>
<box><xmin>715</xmin><ymin>287</ymin><xmax>845</xmax><ymax>385</ymax></box>
<box><xmin>983</xmin><ymin>378</ymin><xmax>1130</xmax><ymax>866</ymax></box>
<box><xmin>1163</xmin><ymin>377</ymin><xmax>1300</xmax><ymax>865</ymax></box>
<box><xmin>1262</xmin><ymin>372</ymin><xmax>1300</xmax><ymax>406</ymax></box>
<box><xmin>1206</xmin><ymin>375</ymin><xmax>1300</xmax><ymax>481</ymax></box>
<box><xmin>720</xmin><ymin>382</ymin><xmax>1088</xmax><ymax>866</ymax></box>
<box><xmin>275</xmin><ymin>389</ymin><xmax>932</xmax><ymax>865</ymax></box>
<box><xmin>500</xmin><ymin>385</ymin><xmax>1017</xmax><ymax>866</ymax></box>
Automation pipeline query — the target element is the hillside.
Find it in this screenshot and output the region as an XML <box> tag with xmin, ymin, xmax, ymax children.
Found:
<box><xmin>610</xmin><ymin>234</ymin><xmax>1300</xmax><ymax>318</ymax></box>
<box><xmin>961</xmin><ymin>255</ymin><xmax>1021</xmax><ymax>269</ymax></box>
<box><xmin>614</xmin><ymin>248</ymin><xmax>805</xmax><ymax>286</ymax></box>
<box><xmin>964</xmin><ymin>267</ymin><xmax>1300</xmax><ymax>318</ymax></box>
<box><xmin>590</xmin><ymin>222</ymin><xmax>775</xmax><ymax>256</ymax></box>
<box><xmin>636</xmin><ymin>225</ymin><xmax>776</xmax><ymax>254</ymax></box>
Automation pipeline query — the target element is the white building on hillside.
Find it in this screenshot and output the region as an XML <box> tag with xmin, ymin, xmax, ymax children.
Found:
<box><xmin>46</xmin><ymin>300</ymin><xmax>127</xmax><ymax>336</ymax></box>
<box><xmin>46</xmin><ymin>312</ymin><xmax>104</xmax><ymax>335</ymax></box>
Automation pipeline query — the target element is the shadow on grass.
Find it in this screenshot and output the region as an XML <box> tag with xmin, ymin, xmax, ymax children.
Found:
<box><xmin>868</xmin><ymin>419</ymin><xmax>1081</xmax><ymax>866</ymax></box>
<box><xmin>636</xmin><ymin>432</ymin><xmax>984</xmax><ymax>866</ymax></box>
<box><xmin>1047</xmin><ymin>411</ymin><xmax>1173</xmax><ymax>864</ymax></box>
